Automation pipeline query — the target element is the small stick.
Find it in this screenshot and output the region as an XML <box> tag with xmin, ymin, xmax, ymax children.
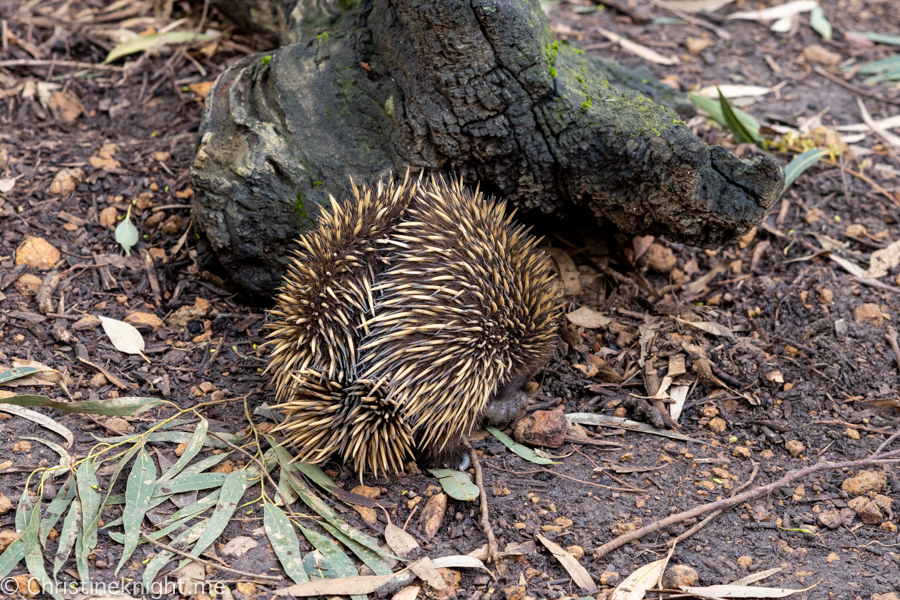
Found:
<box><xmin>0</xmin><ymin>58</ymin><xmax>124</xmax><ymax>71</ymax></box>
<box><xmin>853</xmin><ymin>276</ymin><xmax>900</xmax><ymax>296</ymax></box>
<box><xmin>139</xmin><ymin>531</ymin><xmax>283</xmax><ymax>582</ymax></box>
<box><xmin>666</xmin><ymin>462</ymin><xmax>759</xmax><ymax>547</ymax></box>
<box><xmin>813</xmin><ymin>66</ymin><xmax>900</xmax><ymax>108</ymax></box>
<box><xmin>464</xmin><ymin>440</ymin><xmax>499</xmax><ymax>564</ymax></box>
<box><xmin>842</xmin><ymin>167</ymin><xmax>900</xmax><ymax>206</ymax></box>
<box><xmin>594</xmin><ymin>439</ymin><xmax>900</xmax><ymax>560</ymax></box>
<box><xmin>886</xmin><ymin>326</ymin><xmax>900</xmax><ymax>376</ymax></box>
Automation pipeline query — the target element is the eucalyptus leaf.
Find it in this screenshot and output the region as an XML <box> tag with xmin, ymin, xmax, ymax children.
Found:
<box><xmin>53</xmin><ymin>499</ymin><xmax>81</xmax><ymax>577</ymax></box>
<box><xmin>99</xmin><ymin>315</ymin><xmax>147</xmax><ymax>361</ymax></box>
<box><xmin>75</xmin><ymin>460</ymin><xmax>101</xmax><ymax>582</ymax></box>
<box><xmin>486</xmin><ymin>426</ymin><xmax>558</xmax><ymax>465</ymax></box>
<box><xmin>106</xmin><ymin>31</ymin><xmax>219</xmax><ymax>63</ymax></box>
<box><xmin>847</xmin><ymin>31</ymin><xmax>900</xmax><ymax>45</ymax></box>
<box><xmin>157</xmin><ymin>418</ymin><xmax>208</xmax><ymax>483</ymax></box>
<box><xmin>783</xmin><ymin>149</ymin><xmax>827</xmax><ymax>190</ymax></box>
<box><xmin>0</xmin><ymin>366</ymin><xmax>42</xmax><ymax>384</ymax></box>
<box><xmin>116</xmin><ymin>447</ymin><xmax>157</xmax><ymax>574</ymax></box>
<box><xmin>0</xmin><ymin>496</ymin><xmax>40</xmax><ymax>578</ymax></box>
<box><xmin>179</xmin><ymin>468</ymin><xmax>254</xmax><ymax>565</ymax></box>
<box><xmin>0</xmin><ymin>393</ymin><xmax>166</xmax><ymax>416</ymax></box>
<box><xmin>41</xmin><ymin>477</ymin><xmax>76</xmax><ymax>547</ymax></box>
<box><xmin>264</xmin><ymin>500</ymin><xmax>309</xmax><ymax>585</ymax></box>
<box><xmin>141</xmin><ymin>520</ymin><xmax>207</xmax><ymax>590</ymax></box>
<box><xmin>299</xmin><ymin>526</ymin><xmax>364</xmax><ymax>600</ymax></box>
<box><xmin>428</xmin><ymin>468</ymin><xmax>480</xmax><ymax>501</ymax></box>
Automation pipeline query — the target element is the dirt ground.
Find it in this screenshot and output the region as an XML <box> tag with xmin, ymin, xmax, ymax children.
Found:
<box><xmin>1</xmin><ymin>0</ymin><xmax>900</xmax><ymax>598</ymax></box>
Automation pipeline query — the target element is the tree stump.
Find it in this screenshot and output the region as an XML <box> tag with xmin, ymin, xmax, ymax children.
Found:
<box><xmin>191</xmin><ymin>0</ymin><xmax>783</xmax><ymax>293</ymax></box>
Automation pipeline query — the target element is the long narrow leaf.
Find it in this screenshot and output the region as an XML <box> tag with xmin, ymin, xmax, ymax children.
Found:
<box><xmin>264</xmin><ymin>500</ymin><xmax>309</xmax><ymax>585</ymax></box>
<box><xmin>180</xmin><ymin>468</ymin><xmax>254</xmax><ymax>565</ymax></box>
<box><xmin>271</xmin><ymin>443</ymin><xmax>384</xmax><ymax>557</ymax></box>
<box><xmin>75</xmin><ymin>460</ymin><xmax>101</xmax><ymax>582</ymax></box>
<box><xmin>53</xmin><ymin>499</ymin><xmax>81</xmax><ymax>577</ymax></box>
<box><xmin>155</xmin><ymin>472</ymin><xmax>228</xmax><ymax>496</ymax></box>
<box><xmin>486</xmin><ymin>426</ymin><xmax>558</xmax><ymax>465</ymax></box>
<box><xmin>41</xmin><ymin>477</ymin><xmax>76</xmax><ymax>546</ymax></box>
<box><xmin>141</xmin><ymin>520</ymin><xmax>207</xmax><ymax>590</ymax></box>
<box><xmin>299</xmin><ymin>527</ymin><xmax>364</xmax><ymax>600</ymax></box>
<box><xmin>106</xmin><ymin>31</ymin><xmax>218</xmax><ymax>63</ymax></box>
<box><xmin>26</xmin><ymin>531</ymin><xmax>62</xmax><ymax>600</ymax></box>
<box><xmin>158</xmin><ymin>418</ymin><xmax>208</xmax><ymax>483</ymax></box>
<box><xmin>0</xmin><ymin>367</ymin><xmax>42</xmax><ymax>384</ymax></box>
<box><xmin>718</xmin><ymin>87</ymin><xmax>761</xmax><ymax>144</ymax></box>
<box><xmin>689</xmin><ymin>93</ymin><xmax>762</xmax><ymax>139</ymax></box>
<box><xmin>0</xmin><ymin>394</ymin><xmax>166</xmax><ymax>416</ymax></box>
<box><xmin>783</xmin><ymin>149</ymin><xmax>827</xmax><ymax>190</ymax></box>
<box><xmin>93</xmin><ymin>431</ymin><xmax>240</xmax><ymax>448</ymax></box>
<box><xmin>321</xmin><ymin>521</ymin><xmax>394</xmax><ymax>575</ymax></box>
<box><xmin>847</xmin><ymin>31</ymin><xmax>900</xmax><ymax>45</ymax></box>
<box><xmin>155</xmin><ymin>490</ymin><xmax>221</xmax><ymax>528</ymax></box>
<box><xmin>0</xmin><ymin>499</ymin><xmax>41</xmax><ymax>578</ymax></box>
<box><xmin>116</xmin><ymin>447</ymin><xmax>157</xmax><ymax>574</ymax></box>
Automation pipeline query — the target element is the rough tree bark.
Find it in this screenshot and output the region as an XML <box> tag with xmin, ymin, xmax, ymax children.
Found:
<box><xmin>192</xmin><ymin>0</ymin><xmax>783</xmax><ymax>294</ymax></box>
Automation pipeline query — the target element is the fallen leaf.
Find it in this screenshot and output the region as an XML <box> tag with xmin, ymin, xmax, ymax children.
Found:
<box><xmin>726</xmin><ymin>0</ymin><xmax>818</xmax><ymax>22</ymax></box>
<box><xmin>115</xmin><ymin>206</ymin><xmax>139</xmax><ymax>256</ymax></box>
<box><xmin>15</xmin><ymin>237</ymin><xmax>61</xmax><ymax>270</ymax></box>
<box><xmin>188</xmin><ymin>81</ymin><xmax>214</xmax><ymax>98</ymax></box>
<box><xmin>862</xmin><ymin>239</ymin><xmax>900</xmax><ymax>279</ymax></box>
<box><xmin>0</xmin><ymin>177</ymin><xmax>16</xmax><ymax>193</ymax></box>
<box><xmin>695</xmin><ymin>85</ymin><xmax>774</xmax><ymax>99</ymax></box>
<box><xmin>597</xmin><ymin>28</ymin><xmax>679</xmax><ymax>65</ymax></box>
<box><xmin>99</xmin><ymin>206</ymin><xmax>119</xmax><ymax>227</ymax></box>
<box><xmin>48</xmin><ymin>168</ymin><xmax>84</xmax><ymax>195</ymax></box>
<box><xmin>803</xmin><ymin>44</ymin><xmax>841</xmax><ymax>65</ymax></box>
<box><xmin>566</xmin><ymin>306</ymin><xmax>612</xmax><ymax>329</ymax></box>
<box><xmin>612</xmin><ymin>548</ymin><xmax>674</xmax><ymax>600</ymax></box>
<box><xmin>537</xmin><ymin>534</ymin><xmax>597</xmax><ymax>593</ymax></box>
<box><xmin>49</xmin><ymin>91</ymin><xmax>84</xmax><ymax>124</ymax></box>
<box><xmin>125</xmin><ymin>312</ymin><xmax>164</xmax><ymax>329</ymax></box>
<box><xmin>99</xmin><ymin>316</ymin><xmax>149</xmax><ymax>361</ymax></box>
<box><xmin>220</xmin><ymin>536</ymin><xmax>258</xmax><ymax>557</ymax></box>
<box><xmin>169</xmin><ymin>297</ymin><xmax>212</xmax><ymax>327</ymax></box>
<box><xmin>656</xmin><ymin>0</ymin><xmax>735</xmax><ymax>13</ymax></box>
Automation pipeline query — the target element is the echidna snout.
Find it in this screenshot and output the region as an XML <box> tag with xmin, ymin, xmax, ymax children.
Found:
<box><xmin>481</xmin><ymin>371</ymin><xmax>536</xmax><ymax>426</ymax></box>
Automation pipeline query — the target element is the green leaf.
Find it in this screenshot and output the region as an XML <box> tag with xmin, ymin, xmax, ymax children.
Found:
<box><xmin>263</xmin><ymin>500</ymin><xmax>309</xmax><ymax>585</ymax></box>
<box><xmin>106</xmin><ymin>31</ymin><xmax>219</xmax><ymax>63</ymax></box>
<box><xmin>320</xmin><ymin>521</ymin><xmax>394</xmax><ymax>576</ymax></box>
<box><xmin>783</xmin><ymin>149</ymin><xmax>827</xmax><ymax>190</ymax></box>
<box><xmin>0</xmin><ymin>497</ymin><xmax>40</xmax><ymax>578</ymax></box>
<box><xmin>0</xmin><ymin>366</ymin><xmax>41</xmax><ymax>384</ymax></box>
<box><xmin>856</xmin><ymin>55</ymin><xmax>900</xmax><ymax>75</ymax></box>
<box><xmin>718</xmin><ymin>87</ymin><xmax>762</xmax><ymax>145</ymax></box>
<box><xmin>141</xmin><ymin>520</ymin><xmax>207</xmax><ymax>590</ymax></box>
<box><xmin>154</xmin><ymin>472</ymin><xmax>228</xmax><ymax>496</ymax></box>
<box><xmin>157</xmin><ymin>418</ymin><xmax>208</xmax><ymax>483</ymax></box>
<box><xmin>299</xmin><ymin>526</ymin><xmax>364</xmax><ymax>600</ymax></box>
<box><xmin>41</xmin><ymin>477</ymin><xmax>76</xmax><ymax>547</ymax></box>
<box><xmin>270</xmin><ymin>442</ymin><xmax>385</xmax><ymax>558</ymax></box>
<box><xmin>155</xmin><ymin>490</ymin><xmax>221</xmax><ymax>528</ymax></box>
<box><xmin>428</xmin><ymin>469</ymin><xmax>480</xmax><ymax>501</ymax></box>
<box><xmin>847</xmin><ymin>31</ymin><xmax>900</xmax><ymax>45</ymax></box>
<box><xmin>177</xmin><ymin>451</ymin><xmax>233</xmax><ymax>476</ymax></box>
<box><xmin>688</xmin><ymin>93</ymin><xmax>762</xmax><ymax>140</ymax></box>
<box><xmin>116</xmin><ymin>447</ymin><xmax>157</xmax><ymax>574</ymax></box>
<box><xmin>809</xmin><ymin>6</ymin><xmax>832</xmax><ymax>40</ymax></box>
<box><xmin>53</xmin><ymin>499</ymin><xmax>81</xmax><ymax>577</ymax></box>
<box><xmin>0</xmin><ymin>394</ymin><xmax>166</xmax><ymax>416</ymax></box>
<box><xmin>93</xmin><ymin>430</ymin><xmax>240</xmax><ymax>448</ymax></box>
<box><xmin>115</xmin><ymin>205</ymin><xmax>139</xmax><ymax>256</ymax></box>
<box><xmin>109</xmin><ymin>513</ymin><xmax>193</xmax><ymax>544</ymax></box>
<box><xmin>75</xmin><ymin>460</ymin><xmax>101</xmax><ymax>582</ymax></box>
<box><xmin>486</xmin><ymin>425</ymin><xmax>558</xmax><ymax>465</ymax></box>
<box><xmin>180</xmin><ymin>468</ymin><xmax>253</xmax><ymax>565</ymax></box>
<box><xmin>295</xmin><ymin>462</ymin><xmax>340</xmax><ymax>492</ymax></box>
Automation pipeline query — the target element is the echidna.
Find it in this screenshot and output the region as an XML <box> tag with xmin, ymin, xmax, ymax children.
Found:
<box><xmin>267</xmin><ymin>173</ymin><xmax>560</xmax><ymax>475</ymax></box>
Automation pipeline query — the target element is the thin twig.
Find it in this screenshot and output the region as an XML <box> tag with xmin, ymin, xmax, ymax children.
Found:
<box><xmin>813</xmin><ymin>66</ymin><xmax>900</xmax><ymax>108</ymax></box>
<box><xmin>666</xmin><ymin>461</ymin><xmax>759</xmax><ymax>547</ymax></box>
<box><xmin>0</xmin><ymin>59</ymin><xmax>124</xmax><ymax>71</ymax></box>
<box><xmin>464</xmin><ymin>440</ymin><xmax>499</xmax><ymax>564</ymax></box>
<box><xmin>842</xmin><ymin>166</ymin><xmax>900</xmax><ymax>206</ymax></box>
<box><xmin>139</xmin><ymin>531</ymin><xmax>283</xmax><ymax>582</ymax></box>
<box><xmin>594</xmin><ymin>441</ymin><xmax>900</xmax><ymax>560</ymax></box>
<box><xmin>853</xmin><ymin>276</ymin><xmax>900</xmax><ymax>296</ymax></box>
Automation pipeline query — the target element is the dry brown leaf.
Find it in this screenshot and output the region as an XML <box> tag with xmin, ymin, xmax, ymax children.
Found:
<box><xmin>49</xmin><ymin>91</ymin><xmax>84</xmax><ymax>124</ymax></box>
<box><xmin>545</xmin><ymin>246</ymin><xmax>582</xmax><ymax>296</ymax></box>
<box><xmin>99</xmin><ymin>206</ymin><xmax>119</xmax><ymax>227</ymax></box>
<box><xmin>566</xmin><ymin>306</ymin><xmax>612</xmax><ymax>329</ymax></box>
<box><xmin>597</xmin><ymin>28</ymin><xmax>679</xmax><ymax>65</ymax></box>
<box><xmin>0</xmin><ymin>360</ymin><xmax>62</xmax><ymax>388</ymax></box>
<box><xmin>48</xmin><ymin>168</ymin><xmax>84</xmax><ymax>195</ymax></box>
<box><xmin>420</xmin><ymin>493</ymin><xmax>447</xmax><ymax>538</ymax></box>
<box><xmin>169</xmin><ymin>297</ymin><xmax>212</xmax><ymax>327</ymax></box>
<box><xmin>124</xmin><ymin>312</ymin><xmax>164</xmax><ymax>329</ymax></box>
<box><xmin>15</xmin><ymin>237</ymin><xmax>60</xmax><ymax>270</ymax></box>
<box><xmin>537</xmin><ymin>534</ymin><xmax>597</xmax><ymax>592</ymax></box>
<box><xmin>674</xmin><ymin>317</ymin><xmax>734</xmax><ymax>338</ymax></box>
<box><xmin>612</xmin><ymin>546</ymin><xmax>675</xmax><ymax>599</ymax></box>
<box><xmin>189</xmin><ymin>81</ymin><xmax>215</xmax><ymax>98</ymax></box>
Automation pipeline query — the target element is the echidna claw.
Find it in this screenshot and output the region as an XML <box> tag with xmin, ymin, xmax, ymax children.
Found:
<box><xmin>457</xmin><ymin>452</ymin><xmax>471</xmax><ymax>472</ymax></box>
